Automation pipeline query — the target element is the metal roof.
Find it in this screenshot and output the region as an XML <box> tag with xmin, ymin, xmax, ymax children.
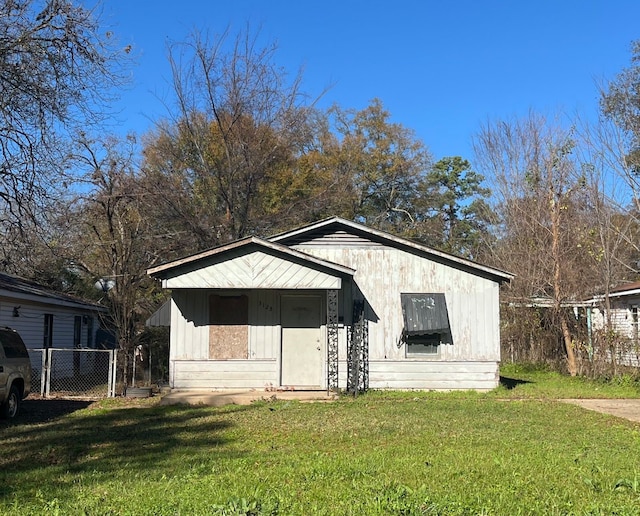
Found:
<box><xmin>0</xmin><ymin>272</ymin><xmax>105</xmax><ymax>311</ymax></box>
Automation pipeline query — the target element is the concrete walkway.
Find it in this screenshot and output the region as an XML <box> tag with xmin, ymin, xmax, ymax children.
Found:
<box><xmin>561</xmin><ymin>399</ymin><xmax>640</xmax><ymax>423</ymax></box>
<box><xmin>160</xmin><ymin>389</ymin><xmax>338</xmax><ymax>407</ymax></box>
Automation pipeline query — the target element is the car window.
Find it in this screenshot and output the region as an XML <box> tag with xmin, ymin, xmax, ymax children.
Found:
<box><xmin>0</xmin><ymin>331</ymin><xmax>29</xmax><ymax>358</ymax></box>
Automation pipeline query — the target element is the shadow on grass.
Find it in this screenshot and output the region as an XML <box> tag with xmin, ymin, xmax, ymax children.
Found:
<box><xmin>0</xmin><ymin>401</ymin><xmax>250</xmax><ymax>499</ymax></box>
<box><xmin>7</xmin><ymin>398</ymin><xmax>94</xmax><ymax>425</ymax></box>
<box><xmin>500</xmin><ymin>376</ymin><xmax>532</xmax><ymax>390</ymax></box>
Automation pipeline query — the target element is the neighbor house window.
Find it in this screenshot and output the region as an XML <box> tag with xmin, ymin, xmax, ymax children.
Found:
<box><xmin>401</xmin><ymin>293</ymin><xmax>451</xmax><ymax>357</ymax></box>
<box><xmin>74</xmin><ymin>316</ymin><xmax>82</xmax><ymax>348</ymax></box>
<box><xmin>43</xmin><ymin>313</ymin><xmax>53</xmax><ymax>349</ymax></box>
<box><xmin>87</xmin><ymin>317</ymin><xmax>94</xmax><ymax>349</ymax></box>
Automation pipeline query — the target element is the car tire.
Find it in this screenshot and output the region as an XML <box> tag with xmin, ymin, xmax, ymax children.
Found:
<box><xmin>1</xmin><ymin>384</ymin><xmax>21</xmax><ymax>418</ymax></box>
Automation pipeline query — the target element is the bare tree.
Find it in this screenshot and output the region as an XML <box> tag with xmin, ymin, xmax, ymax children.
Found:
<box><xmin>142</xmin><ymin>26</ymin><xmax>315</xmax><ymax>246</ymax></box>
<box><xmin>474</xmin><ymin>112</ymin><xmax>593</xmax><ymax>375</ymax></box>
<box><xmin>69</xmin><ymin>134</ymin><xmax>161</xmax><ymax>386</ymax></box>
<box><xmin>0</xmin><ymin>0</ymin><xmax>129</xmax><ymax>233</ymax></box>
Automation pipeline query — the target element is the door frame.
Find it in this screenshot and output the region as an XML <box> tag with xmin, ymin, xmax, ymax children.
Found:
<box><xmin>279</xmin><ymin>292</ymin><xmax>326</xmax><ymax>389</ymax></box>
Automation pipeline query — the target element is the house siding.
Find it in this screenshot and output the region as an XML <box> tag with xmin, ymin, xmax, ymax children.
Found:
<box><xmin>0</xmin><ymin>298</ymin><xmax>99</xmax><ymax>350</ymax></box>
<box><xmin>292</xmin><ymin>245</ymin><xmax>500</xmax><ymax>362</ymax></box>
<box><xmin>172</xmin><ymin>359</ymin><xmax>278</xmax><ymax>389</ymax></box>
<box><xmin>592</xmin><ymin>297</ymin><xmax>640</xmax><ymax>367</ymax></box>
<box><xmin>170</xmin><ymin>289</ymin><xmax>330</xmax><ymax>389</ymax></box>
<box><xmin>158</xmin><ymin>219</ymin><xmax>507</xmax><ymax>392</ymax></box>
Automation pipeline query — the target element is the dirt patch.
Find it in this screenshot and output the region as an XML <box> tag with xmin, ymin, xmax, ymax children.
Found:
<box><xmin>562</xmin><ymin>399</ymin><xmax>640</xmax><ymax>423</ymax></box>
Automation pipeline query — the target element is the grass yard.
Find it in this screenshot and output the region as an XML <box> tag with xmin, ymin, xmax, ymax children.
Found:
<box><xmin>1</xmin><ymin>366</ymin><xmax>640</xmax><ymax>515</ymax></box>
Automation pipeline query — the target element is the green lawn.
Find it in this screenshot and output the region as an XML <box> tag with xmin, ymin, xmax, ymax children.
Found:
<box><xmin>2</xmin><ymin>367</ymin><xmax>640</xmax><ymax>515</ymax></box>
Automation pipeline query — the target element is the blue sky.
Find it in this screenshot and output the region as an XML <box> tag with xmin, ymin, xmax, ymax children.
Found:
<box><xmin>105</xmin><ymin>0</ymin><xmax>640</xmax><ymax>162</ymax></box>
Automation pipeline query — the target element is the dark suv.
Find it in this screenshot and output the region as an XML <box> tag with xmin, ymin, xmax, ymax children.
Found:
<box><xmin>0</xmin><ymin>327</ymin><xmax>31</xmax><ymax>418</ymax></box>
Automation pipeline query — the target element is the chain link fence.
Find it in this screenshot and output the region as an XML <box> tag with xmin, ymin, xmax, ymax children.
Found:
<box><xmin>28</xmin><ymin>348</ymin><xmax>117</xmax><ymax>398</ymax></box>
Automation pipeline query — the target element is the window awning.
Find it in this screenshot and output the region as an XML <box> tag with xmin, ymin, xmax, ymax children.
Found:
<box><xmin>401</xmin><ymin>293</ymin><xmax>450</xmax><ymax>336</ymax></box>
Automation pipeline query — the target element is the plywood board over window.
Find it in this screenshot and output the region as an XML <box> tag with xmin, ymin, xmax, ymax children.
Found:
<box><xmin>209</xmin><ymin>294</ymin><xmax>248</xmax><ymax>359</ymax></box>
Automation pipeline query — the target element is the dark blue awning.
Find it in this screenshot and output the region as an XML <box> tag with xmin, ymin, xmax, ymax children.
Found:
<box><xmin>401</xmin><ymin>293</ymin><xmax>450</xmax><ymax>336</ymax></box>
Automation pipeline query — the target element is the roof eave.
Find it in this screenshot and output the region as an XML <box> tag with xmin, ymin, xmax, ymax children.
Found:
<box><xmin>147</xmin><ymin>235</ymin><xmax>356</xmax><ymax>280</ymax></box>
<box><xmin>270</xmin><ymin>216</ymin><xmax>513</xmax><ymax>283</ymax></box>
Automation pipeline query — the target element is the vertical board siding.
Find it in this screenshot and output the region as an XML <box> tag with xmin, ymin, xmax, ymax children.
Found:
<box><xmin>171</xmin><ymin>290</ymin><xmax>209</xmax><ymax>360</ymax></box>
<box><xmin>172</xmin><ymin>289</ymin><xmax>282</xmax><ymax>361</ymax></box>
<box><xmin>293</xmin><ymin>246</ymin><xmax>500</xmax><ymax>365</ymax></box>
<box><xmin>249</xmin><ymin>290</ymin><xmax>280</xmax><ymax>359</ymax></box>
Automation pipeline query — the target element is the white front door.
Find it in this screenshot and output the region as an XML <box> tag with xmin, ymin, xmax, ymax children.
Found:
<box><xmin>281</xmin><ymin>294</ymin><xmax>324</xmax><ymax>388</ymax></box>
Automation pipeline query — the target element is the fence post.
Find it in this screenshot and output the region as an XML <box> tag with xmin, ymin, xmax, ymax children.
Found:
<box><xmin>108</xmin><ymin>349</ymin><xmax>114</xmax><ymax>397</ymax></box>
<box><xmin>110</xmin><ymin>349</ymin><xmax>118</xmax><ymax>397</ymax></box>
<box><xmin>45</xmin><ymin>348</ymin><xmax>52</xmax><ymax>398</ymax></box>
<box><xmin>40</xmin><ymin>349</ymin><xmax>46</xmax><ymax>397</ymax></box>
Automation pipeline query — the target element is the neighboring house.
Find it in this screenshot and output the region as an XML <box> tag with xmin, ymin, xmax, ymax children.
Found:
<box><xmin>590</xmin><ymin>281</ymin><xmax>640</xmax><ymax>366</ymax></box>
<box><xmin>0</xmin><ymin>272</ymin><xmax>107</xmax><ymax>350</ymax></box>
<box><xmin>147</xmin><ymin>217</ymin><xmax>513</xmax><ymax>392</ymax></box>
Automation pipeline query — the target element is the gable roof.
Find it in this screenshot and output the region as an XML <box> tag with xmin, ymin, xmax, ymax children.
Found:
<box><xmin>599</xmin><ymin>281</ymin><xmax>640</xmax><ymax>299</ymax></box>
<box><xmin>147</xmin><ymin>236</ymin><xmax>355</xmax><ymax>289</ymax></box>
<box><xmin>270</xmin><ymin>217</ymin><xmax>513</xmax><ymax>283</ymax></box>
<box><xmin>0</xmin><ymin>272</ymin><xmax>106</xmax><ymax>311</ymax></box>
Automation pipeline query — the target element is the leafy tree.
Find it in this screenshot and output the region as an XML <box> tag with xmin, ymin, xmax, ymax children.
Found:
<box><xmin>327</xmin><ymin>99</ymin><xmax>432</xmax><ymax>234</ymax></box>
<box><xmin>258</xmin><ymin>109</ymin><xmax>356</xmax><ymax>230</ymax></box>
<box><xmin>416</xmin><ymin>156</ymin><xmax>493</xmax><ymax>258</ymax></box>
<box><xmin>600</xmin><ymin>40</ymin><xmax>640</xmax><ymax>173</ymax></box>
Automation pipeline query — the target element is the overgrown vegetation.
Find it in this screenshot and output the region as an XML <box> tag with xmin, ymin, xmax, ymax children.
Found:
<box><xmin>1</xmin><ymin>369</ymin><xmax>640</xmax><ymax>515</ymax></box>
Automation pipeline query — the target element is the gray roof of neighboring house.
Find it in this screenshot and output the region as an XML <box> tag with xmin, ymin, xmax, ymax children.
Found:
<box><xmin>0</xmin><ymin>272</ymin><xmax>106</xmax><ymax>311</ymax></box>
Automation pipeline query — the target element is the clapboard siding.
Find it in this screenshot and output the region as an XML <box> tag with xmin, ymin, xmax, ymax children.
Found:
<box><xmin>282</xmin><ymin>229</ymin><xmax>386</xmax><ymax>248</ymax></box>
<box><xmin>592</xmin><ymin>297</ymin><xmax>640</xmax><ymax>367</ymax></box>
<box><xmin>172</xmin><ymin>359</ymin><xmax>278</xmax><ymax>389</ymax></box>
<box><xmin>0</xmin><ymin>298</ymin><xmax>99</xmax><ymax>349</ymax></box>
<box><xmin>368</xmin><ymin>360</ymin><xmax>499</xmax><ymax>390</ymax></box>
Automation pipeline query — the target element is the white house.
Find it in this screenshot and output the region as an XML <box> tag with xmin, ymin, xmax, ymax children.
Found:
<box><xmin>147</xmin><ymin>217</ymin><xmax>513</xmax><ymax>392</ymax></box>
<box><xmin>590</xmin><ymin>281</ymin><xmax>640</xmax><ymax>367</ymax></box>
<box><xmin>0</xmin><ymin>272</ymin><xmax>106</xmax><ymax>350</ymax></box>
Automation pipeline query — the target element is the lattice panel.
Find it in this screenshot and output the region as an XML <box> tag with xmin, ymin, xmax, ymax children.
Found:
<box><xmin>327</xmin><ymin>289</ymin><xmax>339</xmax><ymax>391</ymax></box>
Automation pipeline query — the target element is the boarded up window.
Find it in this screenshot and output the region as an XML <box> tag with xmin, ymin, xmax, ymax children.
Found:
<box><xmin>209</xmin><ymin>294</ymin><xmax>248</xmax><ymax>359</ymax></box>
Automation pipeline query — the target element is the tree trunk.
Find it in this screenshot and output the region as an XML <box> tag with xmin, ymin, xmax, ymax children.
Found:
<box><xmin>560</xmin><ymin>314</ymin><xmax>577</xmax><ymax>376</ymax></box>
<box><xmin>551</xmin><ymin>189</ymin><xmax>577</xmax><ymax>376</ymax></box>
